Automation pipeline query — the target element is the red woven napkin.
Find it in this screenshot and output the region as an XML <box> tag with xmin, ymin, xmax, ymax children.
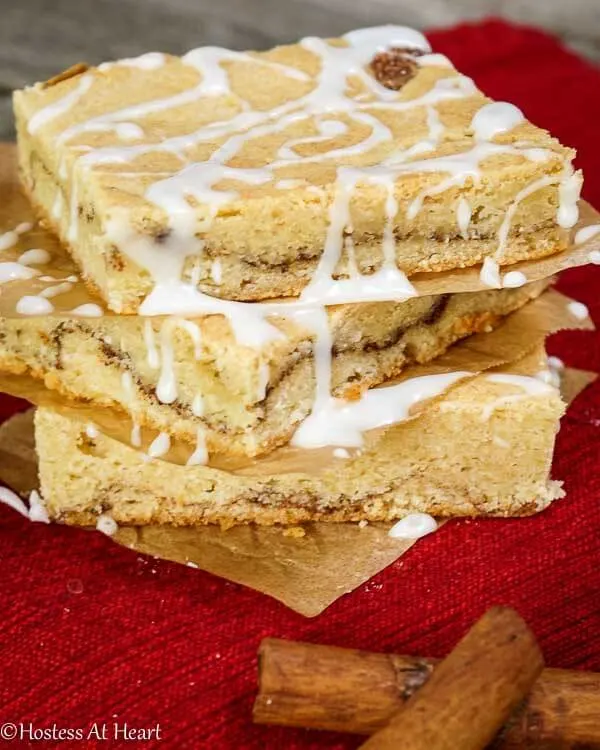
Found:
<box><xmin>1</xmin><ymin>19</ymin><xmax>599</xmax><ymax>750</ymax></box>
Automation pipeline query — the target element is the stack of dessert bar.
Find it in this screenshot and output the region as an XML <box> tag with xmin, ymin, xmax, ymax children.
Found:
<box><xmin>1</xmin><ymin>25</ymin><xmax>592</xmax><ymax>529</ymax></box>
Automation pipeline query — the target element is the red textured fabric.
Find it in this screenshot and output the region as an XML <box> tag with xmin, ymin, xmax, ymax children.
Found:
<box><xmin>1</xmin><ymin>19</ymin><xmax>600</xmax><ymax>750</ymax></box>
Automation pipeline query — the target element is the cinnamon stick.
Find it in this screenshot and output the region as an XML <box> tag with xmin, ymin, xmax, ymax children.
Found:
<box><xmin>255</xmin><ymin>629</ymin><xmax>600</xmax><ymax>747</ymax></box>
<box><xmin>357</xmin><ymin>607</ymin><xmax>543</xmax><ymax>749</ymax></box>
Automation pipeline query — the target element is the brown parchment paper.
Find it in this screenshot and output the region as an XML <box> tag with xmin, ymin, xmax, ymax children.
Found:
<box><xmin>0</xmin><ymin>143</ymin><xmax>599</xmax><ymax>316</ymax></box>
<box><xmin>0</xmin><ymin>410</ymin><xmax>420</xmax><ymax>615</ymax></box>
<box><xmin>0</xmin><ymin>288</ymin><xmax>592</xmax><ymax>472</ymax></box>
<box><xmin>0</xmin><ymin>361</ymin><xmax>595</xmax><ymax>617</ymax></box>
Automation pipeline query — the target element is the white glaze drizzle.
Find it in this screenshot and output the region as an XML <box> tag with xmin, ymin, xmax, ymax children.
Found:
<box><xmin>275</xmin><ymin>179</ymin><xmax>307</xmax><ymax>189</ymax></box>
<box><xmin>96</xmin><ymin>513</ymin><xmax>118</xmax><ymax>535</ymax></box>
<box><xmin>567</xmin><ymin>301</ymin><xmax>589</xmax><ymax>320</ymax></box>
<box><xmin>148</xmin><ymin>431</ymin><xmax>170</xmax><ymax>458</ymax></box>
<box><xmin>28</xmin><ymin>74</ymin><xmax>93</xmax><ymax>134</ymax></box>
<box><xmin>277</xmin><ymin>118</ymin><xmax>347</xmax><ymax>160</ymax></box>
<box><xmin>333</xmin><ymin>447</ymin><xmax>350</xmax><ymax>459</ymax></box>
<box><xmin>210</xmin><ymin>259</ymin><xmax>222</xmax><ymax>284</ymax></box>
<box><xmin>130</xmin><ymin>422</ymin><xmax>142</xmax><ymax>447</ymax></box>
<box><xmin>52</xmin><ymin>191</ymin><xmax>63</xmax><ymax>220</ymax></box>
<box><xmin>28</xmin><ymin>490</ymin><xmax>50</xmax><ymax>523</ymax></box>
<box><xmin>388</xmin><ymin>513</ymin><xmax>438</xmax><ymax>539</ymax></box>
<box><xmin>140</xmin><ymin>288</ymin><xmax>283</xmax><ymax>346</ymax></box>
<box><xmin>186</xmin><ymin>428</ymin><xmax>208</xmax><ymax>466</ymax></box>
<box><xmin>70</xmin><ymin>303</ymin><xmax>104</xmax><ymax>317</ymax></box>
<box><xmin>548</xmin><ymin>356</ymin><xmax>565</xmax><ymax>372</ymax></box>
<box><xmin>417</xmin><ymin>53</ymin><xmax>452</xmax><ymax>68</ymax></box>
<box><xmin>0</xmin><ymin>486</ymin><xmax>49</xmax><ymax>523</ymax></box>
<box><xmin>178</xmin><ymin>319</ymin><xmax>203</xmax><ymax>359</ymax></box>
<box><xmin>292</xmin><ymin>370</ymin><xmax>469</xmax><ymax>448</ymax></box>
<box><xmin>0</xmin><ymin>486</ymin><xmax>30</xmax><ymax>518</ymax></box>
<box><xmin>495</xmin><ymin>174</ymin><xmax>558</xmax><ymax>263</ymax></box>
<box><xmin>0</xmin><ymin>231</ymin><xmax>19</xmax><ymax>251</ymax></box>
<box><xmin>481</xmin><ymin>373</ymin><xmax>556</xmax><ymax>422</ymax></box>
<box><xmin>16</xmin><ymin>295</ymin><xmax>54</xmax><ymax>315</ymax></box>
<box><xmin>121</xmin><ymin>370</ymin><xmax>134</xmax><ymax>402</ymax></box>
<box><xmin>257</xmin><ymin>362</ymin><xmax>271</xmax><ymax>401</ymax></box>
<box><xmin>557</xmin><ymin>171</ymin><xmax>582</xmax><ymax>228</ymax></box>
<box><xmin>155</xmin><ymin>318</ymin><xmax>203</xmax><ymax>404</ymax></box>
<box><xmin>192</xmin><ymin>392</ymin><xmax>204</xmax><ymax>417</ymax></box>
<box><xmin>479</xmin><ymin>257</ymin><xmax>501</xmax><ymax>288</ymax></box>
<box><xmin>67</xmin><ymin>179</ymin><xmax>78</xmax><ymax>242</ymax></box>
<box><xmin>156</xmin><ymin>320</ymin><xmax>177</xmax><ymax>404</ymax></box>
<box><xmin>144</xmin><ymin>319</ymin><xmax>160</xmax><ymax>368</ymax></box>
<box><xmin>589</xmin><ymin>251</ymin><xmax>600</xmax><ymax>265</ymax></box>
<box><xmin>501</xmin><ymin>271</ymin><xmax>527</xmax><ymax>288</ymax></box>
<box><xmin>487</xmin><ymin>373</ymin><xmax>556</xmax><ymax>394</ymax></box>
<box><xmin>456</xmin><ymin>197</ymin><xmax>471</xmax><ymax>239</ymax></box>
<box><xmin>56</xmin><ymin>47</ymin><xmax>309</xmax><ymax>151</ymax></box>
<box><xmin>18</xmin><ymin>248</ymin><xmax>51</xmax><ymax>265</ymax></box>
<box><xmin>0</xmin><ymin>262</ymin><xmax>39</xmax><ymax>284</ymax></box>
<box><xmin>471</xmin><ymin>102</ymin><xmax>524</xmax><ymax>141</ymax></box>
<box><xmin>40</xmin><ymin>280</ymin><xmax>73</xmax><ymax>298</ymax></box>
<box><xmin>575</xmin><ymin>224</ymin><xmax>600</xmax><ymax>245</ymax></box>
<box><xmin>479</xmin><ymin>258</ymin><xmax>528</xmax><ymax>289</ymax></box>
<box><xmin>536</xmin><ymin>368</ymin><xmax>561</xmax><ymax>388</ymax></box>
<box><xmin>574</xmin><ymin>223</ymin><xmax>600</xmax><ymax>264</ymax></box>
<box><xmin>481</xmin><ymin>372</ymin><xmax>556</xmax><ymax>421</ymax></box>
<box><xmin>99</xmin><ymin>52</ymin><xmax>166</xmax><ymax>72</ymax></box>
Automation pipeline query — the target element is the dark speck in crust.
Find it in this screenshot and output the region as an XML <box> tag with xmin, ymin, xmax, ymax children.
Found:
<box><xmin>108</xmin><ymin>247</ymin><xmax>125</xmax><ymax>271</ymax></box>
<box><xmin>154</xmin><ymin>229</ymin><xmax>172</xmax><ymax>244</ymax></box>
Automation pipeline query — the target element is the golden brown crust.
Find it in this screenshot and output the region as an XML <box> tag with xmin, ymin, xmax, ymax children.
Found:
<box><xmin>56</xmin><ymin>489</ymin><xmax>561</xmax><ymax>529</ymax></box>
<box><xmin>41</xmin><ymin>63</ymin><xmax>89</xmax><ymax>90</ymax></box>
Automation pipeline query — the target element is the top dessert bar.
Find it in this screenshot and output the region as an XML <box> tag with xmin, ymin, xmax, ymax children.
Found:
<box><xmin>14</xmin><ymin>26</ymin><xmax>581</xmax><ymax>314</ymax></box>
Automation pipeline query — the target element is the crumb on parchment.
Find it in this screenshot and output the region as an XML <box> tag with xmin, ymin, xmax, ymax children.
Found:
<box><xmin>282</xmin><ymin>526</ymin><xmax>306</xmax><ymax>538</ymax></box>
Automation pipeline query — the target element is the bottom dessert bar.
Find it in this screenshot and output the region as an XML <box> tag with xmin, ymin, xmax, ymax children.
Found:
<box><xmin>35</xmin><ymin>347</ymin><xmax>564</xmax><ymax>528</ymax></box>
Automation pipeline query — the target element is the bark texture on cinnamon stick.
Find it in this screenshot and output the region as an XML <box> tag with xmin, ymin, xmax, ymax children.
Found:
<box><xmin>357</xmin><ymin>607</ymin><xmax>543</xmax><ymax>749</ymax></box>
<box><xmin>255</xmin><ymin>617</ymin><xmax>600</xmax><ymax>747</ymax></box>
